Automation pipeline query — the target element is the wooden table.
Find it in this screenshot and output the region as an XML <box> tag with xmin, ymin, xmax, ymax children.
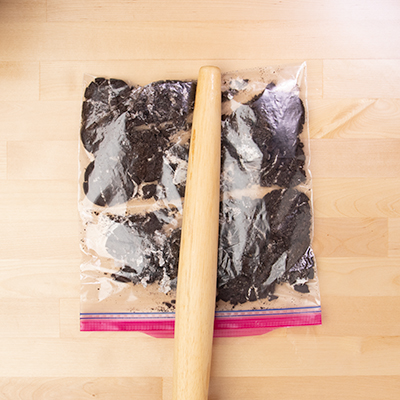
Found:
<box><xmin>1</xmin><ymin>1</ymin><xmax>399</xmax><ymax>399</ymax></box>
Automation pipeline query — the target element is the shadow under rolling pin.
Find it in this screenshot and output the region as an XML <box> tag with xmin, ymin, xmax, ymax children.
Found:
<box><xmin>172</xmin><ymin>66</ymin><xmax>222</xmax><ymax>400</ymax></box>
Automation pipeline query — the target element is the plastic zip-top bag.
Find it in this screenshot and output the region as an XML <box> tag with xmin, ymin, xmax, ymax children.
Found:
<box><xmin>78</xmin><ymin>63</ymin><xmax>321</xmax><ymax>337</ymax></box>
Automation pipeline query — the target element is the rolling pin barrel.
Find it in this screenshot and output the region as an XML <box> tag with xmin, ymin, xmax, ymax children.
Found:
<box><xmin>172</xmin><ymin>66</ymin><xmax>222</xmax><ymax>400</ymax></box>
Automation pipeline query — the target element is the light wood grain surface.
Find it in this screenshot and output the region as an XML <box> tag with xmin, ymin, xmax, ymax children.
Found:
<box><xmin>1</xmin><ymin>1</ymin><xmax>399</xmax><ymax>399</ymax></box>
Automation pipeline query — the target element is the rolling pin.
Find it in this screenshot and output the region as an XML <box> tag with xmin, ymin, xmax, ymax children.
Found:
<box><xmin>172</xmin><ymin>66</ymin><xmax>222</xmax><ymax>400</ymax></box>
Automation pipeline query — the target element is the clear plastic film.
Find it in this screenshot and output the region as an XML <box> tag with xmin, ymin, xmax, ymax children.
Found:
<box><xmin>79</xmin><ymin>63</ymin><xmax>321</xmax><ymax>337</ymax></box>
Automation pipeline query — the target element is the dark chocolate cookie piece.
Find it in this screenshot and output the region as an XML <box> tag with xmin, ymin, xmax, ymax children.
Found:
<box><xmin>284</xmin><ymin>246</ymin><xmax>315</xmax><ymax>294</ymax></box>
<box><xmin>217</xmin><ymin>196</ymin><xmax>273</xmax><ymax>304</ymax></box>
<box><xmin>106</xmin><ymin>222</ymin><xmax>156</xmax><ymax>278</ymax></box>
<box><xmin>161</xmin><ymin>227</ymin><xmax>181</xmax><ymax>285</ymax></box>
<box><xmin>107</xmin><ymin>209</ymin><xmax>181</xmax><ymax>287</ymax></box>
<box><xmin>250</xmin><ymin>84</ymin><xmax>305</xmax><ymax>143</ymax></box>
<box><xmin>80</xmin><ymin>100</ymin><xmax>112</xmax><ymax>155</ymax></box>
<box><xmin>111</xmin><ymin>265</ymin><xmax>141</xmax><ymax>284</ymax></box>
<box><xmin>142</xmin><ymin>183</ymin><xmax>158</xmax><ymax>200</ymax></box>
<box><xmin>217</xmin><ymin>274</ymin><xmax>256</xmax><ymax>305</ymax></box>
<box><xmin>220</xmin><ymin>106</ymin><xmax>265</xmax><ymax>191</ymax></box>
<box><xmin>84</xmin><ymin>77</ymin><xmax>109</xmax><ymax>103</ymax></box>
<box><xmin>257</xmin><ymin>136</ymin><xmax>306</xmax><ymax>188</ymax></box>
<box><xmin>221</xmin><ymin>106</ymin><xmax>264</xmax><ymax>170</ymax></box>
<box><xmin>124</xmin><ymin>125</ymin><xmax>168</xmax><ymax>184</ymax></box>
<box><xmin>82</xmin><ymin>114</ymin><xmax>138</xmax><ymax>206</ymax></box>
<box><xmin>83</xmin><ymin>158</ymin><xmax>137</xmax><ymax>207</ymax></box>
<box><xmin>84</xmin><ymin>77</ymin><xmax>131</xmax><ymax>107</ymax></box>
<box><xmin>217</xmin><ymin>189</ymin><xmax>313</xmax><ymax>305</ymax></box>
<box><xmin>81</xmin><ymin>78</ymin><xmax>131</xmax><ymax>155</ymax></box>
<box><xmin>250</xmin><ymin>85</ymin><xmax>307</xmax><ymax>187</ymax></box>
<box><xmin>129</xmin><ymin>80</ymin><xmax>196</xmax><ymax>130</ymax></box>
<box><xmin>220</xmin><ymin>84</ymin><xmax>307</xmax><ymax>190</ymax></box>
<box><xmin>264</xmin><ymin>188</ymin><xmax>312</xmax><ymax>270</ymax></box>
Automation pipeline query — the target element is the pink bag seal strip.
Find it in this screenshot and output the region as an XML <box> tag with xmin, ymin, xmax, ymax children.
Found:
<box><xmin>80</xmin><ymin>305</ymin><xmax>321</xmax><ymax>338</ymax></box>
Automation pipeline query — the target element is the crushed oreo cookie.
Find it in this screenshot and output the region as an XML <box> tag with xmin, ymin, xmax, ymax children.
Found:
<box><xmin>221</xmin><ymin>82</ymin><xmax>306</xmax><ymax>190</ymax></box>
<box><xmin>105</xmin><ymin>188</ymin><xmax>314</xmax><ymax>305</ymax></box>
<box><xmin>217</xmin><ymin>188</ymin><xmax>313</xmax><ymax>304</ymax></box>
<box><xmin>81</xmin><ymin>78</ymin><xmax>196</xmax><ymax>206</ymax></box>
<box><xmin>81</xmin><ymin>75</ymin><xmax>316</xmax><ymax>307</ymax></box>
<box><xmin>106</xmin><ymin>208</ymin><xmax>181</xmax><ymax>292</ymax></box>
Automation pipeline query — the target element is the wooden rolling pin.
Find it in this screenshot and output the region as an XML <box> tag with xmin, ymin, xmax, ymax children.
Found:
<box><xmin>172</xmin><ymin>66</ymin><xmax>222</xmax><ymax>400</ymax></box>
